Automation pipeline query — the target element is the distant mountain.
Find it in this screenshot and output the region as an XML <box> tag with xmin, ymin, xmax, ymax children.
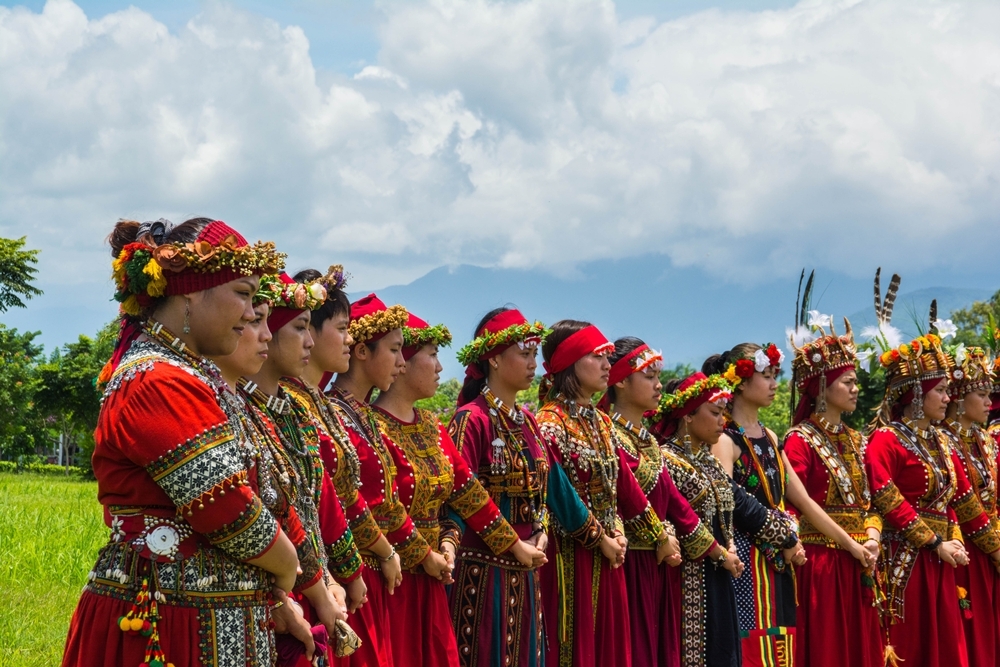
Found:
<box><xmin>354</xmin><ymin>256</ymin><xmax>997</xmax><ymax>381</ymax></box>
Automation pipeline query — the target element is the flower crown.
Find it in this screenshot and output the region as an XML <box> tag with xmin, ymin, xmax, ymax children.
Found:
<box><xmin>403</xmin><ymin>322</ymin><xmax>453</xmax><ymax>349</ymax></box>
<box><xmin>349</xmin><ymin>305</ymin><xmax>409</xmax><ymax>344</ymax></box>
<box><xmin>789</xmin><ymin>317</ymin><xmax>857</xmax><ymax>390</ymax></box>
<box><xmin>255</xmin><ymin>274</ymin><xmax>327</xmax><ymax>310</ymax></box>
<box><xmin>946</xmin><ymin>345</ymin><xmax>994</xmax><ymax>398</ymax></box>
<box><xmin>723</xmin><ymin>343</ymin><xmax>783</xmax><ymax>387</ymax></box>
<box><xmin>317</xmin><ymin>264</ymin><xmax>349</xmax><ymax>293</ymax></box>
<box><xmin>112</xmin><ymin>238</ymin><xmax>285</xmax><ymax>316</ymax></box>
<box><xmin>456</xmin><ymin>321</ymin><xmax>548</xmax><ymax>366</ymax></box>
<box><xmin>657</xmin><ymin>374</ymin><xmax>733</xmax><ymax>417</ymax></box>
<box><xmin>630</xmin><ymin>347</ymin><xmax>664</xmax><ymax>374</ymax></box>
<box><xmin>876</xmin><ymin>333</ymin><xmax>954</xmax><ymax>403</ymax></box>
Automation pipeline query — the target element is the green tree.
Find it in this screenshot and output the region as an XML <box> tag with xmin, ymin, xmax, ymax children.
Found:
<box><xmin>0</xmin><ymin>236</ymin><xmax>42</xmax><ymax>313</ymax></box>
<box><xmin>761</xmin><ymin>374</ymin><xmax>792</xmax><ymax>439</ymax></box>
<box><xmin>415</xmin><ymin>378</ymin><xmax>462</xmax><ymax>423</ymax></box>
<box><xmin>0</xmin><ymin>324</ymin><xmax>46</xmax><ymax>460</ymax></box>
<box><xmin>659</xmin><ymin>363</ymin><xmax>696</xmax><ymax>387</ymax></box>
<box><xmin>951</xmin><ymin>289</ymin><xmax>1000</xmax><ymax>348</ymax></box>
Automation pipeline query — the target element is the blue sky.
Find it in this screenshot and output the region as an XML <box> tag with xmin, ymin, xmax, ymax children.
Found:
<box><xmin>2</xmin><ymin>0</ymin><xmax>999</xmax><ymax>354</ymax></box>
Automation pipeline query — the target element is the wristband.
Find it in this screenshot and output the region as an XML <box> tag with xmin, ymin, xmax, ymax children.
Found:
<box><xmin>712</xmin><ymin>547</ymin><xmax>729</xmax><ymax>568</ymax></box>
<box><xmin>379</xmin><ymin>546</ymin><xmax>397</xmax><ymax>562</ymax></box>
<box><xmin>925</xmin><ymin>535</ymin><xmax>943</xmax><ymax>551</ymax></box>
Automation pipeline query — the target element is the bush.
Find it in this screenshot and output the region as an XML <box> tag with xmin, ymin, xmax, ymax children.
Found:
<box><xmin>0</xmin><ymin>460</ymin><xmax>86</xmax><ymax>476</ymax></box>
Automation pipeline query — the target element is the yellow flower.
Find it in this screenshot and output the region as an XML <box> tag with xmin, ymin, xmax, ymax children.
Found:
<box><xmin>899</xmin><ymin>344</ymin><xmax>911</xmax><ymax>356</ymax></box>
<box><xmin>957</xmin><ymin>586</ymin><xmax>968</xmax><ymax>599</ymax></box>
<box><xmin>880</xmin><ymin>351</ymin><xmax>894</xmax><ymax>366</ymax></box>
<box><xmin>142</xmin><ymin>259</ymin><xmax>167</xmax><ymax>297</ymax></box>
<box><xmin>723</xmin><ymin>365</ymin><xmax>740</xmax><ymax>384</ymax></box>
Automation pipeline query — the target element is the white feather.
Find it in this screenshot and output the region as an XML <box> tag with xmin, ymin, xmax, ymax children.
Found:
<box><xmin>786</xmin><ymin>326</ymin><xmax>816</xmax><ymax>351</ymax></box>
<box><xmin>860</xmin><ymin>323</ymin><xmax>903</xmax><ymax>350</ymax></box>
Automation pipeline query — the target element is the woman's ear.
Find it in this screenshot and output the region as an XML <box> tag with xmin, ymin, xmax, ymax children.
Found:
<box><xmin>352</xmin><ymin>342</ymin><xmax>369</xmax><ymax>362</ymax></box>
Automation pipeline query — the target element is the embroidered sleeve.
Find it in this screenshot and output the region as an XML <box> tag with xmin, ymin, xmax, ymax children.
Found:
<box><xmin>125</xmin><ymin>367</ymin><xmax>279</xmax><ymax>562</ymax></box>
<box><xmin>951</xmin><ymin>452</ymin><xmax>1000</xmax><ymax>555</ymax></box>
<box><xmin>661</xmin><ymin>468</ymin><xmax>718</xmax><ymax>559</ymax></box>
<box><xmin>443</xmin><ymin>426</ymin><xmax>518</xmax><ymax>554</ymax></box>
<box><xmin>320</xmin><ymin>413</ymin><xmax>383</xmax><ymax>551</ymax></box>
<box><xmin>318</xmin><ymin>471</ymin><xmax>363</xmax><ymax>582</ymax></box>
<box><xmin>866</xmin><ymin>430</ymin><xmax>938</xmax><ymax>548</ymax></box>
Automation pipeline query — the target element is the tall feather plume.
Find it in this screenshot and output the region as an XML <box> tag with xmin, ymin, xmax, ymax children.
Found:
<box><xmin>928</xmin><ymin>299</ymin><xmax>938</xmax><ymax>334</ymax></box>
<box><xmin>799</xmin><ymin>270</ymin><xmax>815</xmax><ymax>329</ymax></box>
<box><xmin>873</xmin><ymin>267</ymin><xmax>882</xmax><ymax>322</ymax></box>
<box><xmin>882</xmin><ymin>273</ymin><xmax>901</xmax><ymax>325</ymax></box>
<box><xmin>794</xmin><ymin>269</ymin><xmax>805</xmax><ymax>332</ymax></box>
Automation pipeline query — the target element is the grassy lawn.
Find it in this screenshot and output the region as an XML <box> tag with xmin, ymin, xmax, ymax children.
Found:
<box><xmin>0</xmin><ymin>473</ymin><xmax>105</xmax><ymax>667</ymax></box>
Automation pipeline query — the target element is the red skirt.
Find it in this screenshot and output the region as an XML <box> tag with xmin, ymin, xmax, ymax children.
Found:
<box><xmin>794</xmin><ymin>545</ymin><xmax>882</xmax><ymax>667</ymax></box>
<box><xmin>955</xmin><ymin>546</ymin><xmax>1000</xmax><ymax>667</ymax></box>
<box><xmin>887</xmin><ymin>549</ymin><xmax>969</xmax><ymax>667</ymax></box>
<box><xmin>541</xmin><ymin>536</ymin><xmax>632</xmax><ymax>667</ymax></box>
<box><xmin>623</xmin><ymin>549</ymin><xmax>681</xmax><ymax>667</ymax></box>
<box><xmin>332</xmin><ymin>565</ymin><xmax>394</xmax><ymax>667</ymax></box>
<box><xmin>388</xmin><ymin>570</ymin><xmax>459</xmax><ymax>667</ymax></box>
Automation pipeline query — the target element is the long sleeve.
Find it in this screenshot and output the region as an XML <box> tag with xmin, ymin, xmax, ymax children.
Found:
<box><xmin>950</xmin><ymin>450</ymin><xmax>1000</xmax><ymax>555</ymax></box>
<box><xmin>615</xmin><ymin>447</ymin><xmax>665</xmax><ymax>545</ymax></box>
<box><xmin>317</xmin><ymin>466</ymin><xmax>363</xmax><ymax>582</ymax></box>
<box><xmin>865</xmin><ymin>429</ymin><xmax>938</xmax><ymax>549</ymax></box>
<box><xmin>732</xmin><ymin>480</ymin><xmax>798</xmax><ymax>550</ymax></box>
<box><xmin>661</xmin><ymin>470</ymin><xmax>717</xmax><ymax>560</ymax></box>
<box><xmin>111</xmin><ymin>365</ymin><xmax>280</xmax><ymax>562</ymax></box>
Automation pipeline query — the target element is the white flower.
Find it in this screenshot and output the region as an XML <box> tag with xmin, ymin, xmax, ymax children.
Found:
<box><xmin>933</xmin><ymin>319</ymin><xmax>958</xmax><ymax>340</ymax></box>
<box><xmin>807</xmin><ymin>310</ymin><xmax>833</xmax><ymax>330</ymax></box>
<box><xmin>308</xmin><ymin>283</ymin><xmax>327</xmax><ymax>302</ymax></box>
<box><xmin>860</xmin><ymin>323</ymin><xmax>903</xmax><ymax>350</ymax></box>
<box><xmin>856</xmin><ymin>348</ymin><xmax>875</xmax><ymax>373</ymax></box>
<box><xmin>954</xmin><ymin>343</ymin><xmax>967</xmax><ymax>365</ymax></box>
<box><xmin>754</xmin><ymin>349</ymin><xmax>770</xmax><ymax>372</ymax></box>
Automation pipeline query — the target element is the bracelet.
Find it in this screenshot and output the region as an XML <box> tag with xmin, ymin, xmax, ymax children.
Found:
<box><xmin>379</xmin><ymin>546</ymin><xmax>397</xmax><ymax>563</ymax></box>
<box><xmin>925</xmin><ymin>535</ymin><xmax>944</xmax><ymax>551</ymax></box>
<box><xmin>270</xmin><ymin>600</ymin><xmax>284</xmax><ymax>610</ymax></box>
<box><xmin>711</xmin><ymin>547</ymin><xmax>728</xmax><ymax>568</ymax></box>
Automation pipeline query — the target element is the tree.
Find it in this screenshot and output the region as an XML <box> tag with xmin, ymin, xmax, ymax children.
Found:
<box><xmin>0</xmin><ymin>324</ymin><xmax>46</xmax><ymax>460</ymax></box>
<box><xmin>415</xmin><ymin>378</ymin><xmax>462</xmax><ymax>423</ymax></box>
<box><xmin>0</xmin><ymin>236</ymin><xmax>42</xmax><ymax>313</ymax></box>
<box><xmin>951</xmin><ymin>289</ymin><xmax>1000</xmax><ymax>348</ymax></box>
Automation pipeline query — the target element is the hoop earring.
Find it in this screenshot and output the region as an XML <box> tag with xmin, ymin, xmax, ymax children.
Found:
<box><xmin>183</xmin><ymin>299</ymin><xmax>191</xmax><ymax>334</ymax></box>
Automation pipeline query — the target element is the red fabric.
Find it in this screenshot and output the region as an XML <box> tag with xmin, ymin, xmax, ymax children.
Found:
<box><xmin>791</xmin><ymin>364</ymin><xmax>855</xmax><ymax>426</ymax></box>
<box><xmin>331</xmin><ymin>566</ymin><xmax>396</xmax><ymax>667</ymax></box>
<box><xmin>608</xmin><ymin>344</ymin><xmax>651</xmax><ymax>387</ymax></box>
<box><xmin>162</xmin><ymin>221</ymin><xmax>252</xmax><ymax>296</ymax></box>
<box><xmin>350</xmin><ymin>293</ymin><xmax>394</xmax><ymax>343</ymax></box>
<box><xmin>401</xmin><ymin>313</ymin><xmax>429</xmax><ymax>361</ymax></box>
<box><xmin>624</xmin><ymin>550</ymin><xmax>680</xmax><ymax>667</ymax></box>
<box><xmin>268</xmin><ymin>272</ymin><xmax>306</xmax><ymax>332</ymax></box>
<box><xmin>543</xmin><ymin>325</ymin><xmax>613</xmax><ymax>375</ymax></box>
<box><xmin>315</xmin><ymin>467</ymin><xmax>358</xmax><ymax>583</ymax></box>
<box><xmin>783</xmin><ymin>430</ymin><xmax>884</xmax><ymax>667</ymax></box>
<box><xmin>955</xmin><ymin>545</ymin><xmax>1000</xmax><ymax>667</ymax></box>
<box><xmin>389</xmin><ymin>573</ymin><xmax>460</xmax><ymax>667</ymax></box>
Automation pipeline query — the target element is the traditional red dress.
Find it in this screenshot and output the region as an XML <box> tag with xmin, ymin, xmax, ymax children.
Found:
<box><xmin>612</xmin><ymin>418</ymin><xmax>718</xmax><ymax>667</ymax></box>
<box><xmin>536</xmin><ymin>400</ymin><xmax>665</xmax><ymax>667</ymax></box>
<box><xmin>448</xmin><ymin>392</ymin><xmax>598</xmax><ymax>667</ymax></box>
<box><xmin>783</xmin><ymin>418</ymin><xmax>884</xmax><ymax>667</ymax></box>
<box><xmin>944</xmin><ymin>420</ymin><xmax>1000</xmax><ymax>667</ymax></box>
<box><xmin>374</xmin><ymin>407</ymin><xmax>520</xmax><ymax>667</ymax></box>
<box><xmin>326</xmin><ymin>385</ymin><xmax>432</xmax><ymax>667</ymax></box>
<box><xmin>866</xmin><ymin>421</ymin><xmax>1000</xmax><ymax>667</ymax></box>
<box><xmin>63</xmin><ymin>337</ymin><xmax>282</xmax><ymax>667</ymax></box>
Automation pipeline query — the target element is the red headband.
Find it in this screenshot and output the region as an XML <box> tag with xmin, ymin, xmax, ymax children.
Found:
<box><xmin>267</xmin><ymin>273</ymin><xmax>306</xmax><ymax>332</ymax></box>
<box><xmin>650</xmin><ymin>372</ymin><xmax>732</xmax><ymax>439</ymax></box>
<box><xmin>402</xmin><ymin>313</ymin><xmax>429</xmax><ymax>361</ymax></box>
<box><xmin>162</xmin><ymin>221</ymin><xmax>252</xmax><ymax>296</ymax></box>
<box><xmin>607</xmin><ymin>344</ymin><xmax>663</xmax><ymax>387</ymax></box>
<box><xmin>479</xmin><ymin>309</ymin><xmax>534</xmax><ymax>361</ymax></box>
<box><xmin>544</xmin><ymin>325</ymin><xmax>614</xmax><ymax>375</ymax></box>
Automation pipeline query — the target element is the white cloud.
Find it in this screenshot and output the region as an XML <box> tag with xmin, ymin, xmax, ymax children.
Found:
<box><xmin>3</xmin><ymin>0</ymin><xmax>1000</xmax><ymax>336</ymax></box>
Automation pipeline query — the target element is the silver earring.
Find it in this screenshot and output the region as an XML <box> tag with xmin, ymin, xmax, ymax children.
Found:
<box><xmin>816</xmin><ymin>374</ymin><xmax>827</xmax><ymax>414</ymax></box>
<box><xmin>183</xmin><ymin>300</ymin><xmax>191</xmax><ymax>334</ymax></box>
<box><xmin>912</xmin><ymin>382</ymin><xmax>924</xmax><ymax>420</ymax></box>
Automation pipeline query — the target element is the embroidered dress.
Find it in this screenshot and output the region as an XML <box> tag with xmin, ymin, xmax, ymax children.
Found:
<box><xmin>612</xmin><ymin>418</ymin><xmax>717</xmax><ymax>667</ymax></box>
<box><xmin>866</xmin><ymin>421</ymin><xmax>1000</xmax><ymax>667</ymax></box>
<box><xmin>943</xmin><ymin>419</ymin><xmax>1000</xmax><ymax>667</ymax></box>
<box><xmin>373</xmin><ymin>406</ymin><xmax>518</xmax><ymax>667</ymax></box>
<box><xmin>536</xmin><ymin>399</ymin><xmax>665</xmax><ymax>667</ymax></box>
<box><xmin>63</xmin><ymin>334</ymin><xmax>281</xmax><ymax>667</ymax></box>
<box><xmin>281</xmin><ymin>378</ymin><xmax>387</xmax><ymax>664</ymax></box>
<box><xmin>325</xmin><ymin>384</ymin><xmax>431</xmax><ymax>667</ymax></box>
<box><xmin>725</xmin><ymin>422</ymin><xmax>797</xmax><ymax>667</ymax></box>
<box><xmin>783</xmin><ymin>418</ymin><xmax>883</xmax><ymax>667</ymax></box>
<box><xmin>448</xmin><ymin>392</ymin><xmax>595</xmax><ymax>667</ymax></box>
<box><xmin>658</xmin><ymin>436</ymin><xmax>798</xmax><ymax>667</ymax></box>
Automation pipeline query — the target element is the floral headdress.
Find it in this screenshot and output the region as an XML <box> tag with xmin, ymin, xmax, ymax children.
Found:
<box><xmin>945</xmin><ymin>345</ymin><xmax>994</xmax><ymax>407</ymax></box>
<box><xmin>111</xmin><ymin>219</ymin><xmax>285</xmax><ymax>317</ymax></box>
<box><xmin>875</xmin><ymin>333</ymin><xmax>953</xmax><ymax>421</ymax></box>
<box><xmin>650</xmin><ymin>372</ymin><xmax>732</xmax><ymax>439</ymax></box>
<box><xmin>456</xmin><ymin>310</ymin><xmax>548</xmax><ymax>367</ymax></box>
<box><xmin>722</xmin><ymin>343</ymin><xmax>783</xmax><ymax>388</ymax></box>
<box><xmin>349</xmin><ymin>294</ymin><xmax>408</xmax><ymax>345</ymax></box>
<box><xmin>255</xmin><ymin>273</ymin><xmax>328</xmax><ymax>310</ymax></box>
<box><xmin>401</xmin><ymin>313</ymin><xmax>452</xmax><ymax>361</ymax></box>
<box><xmin>316</xmin><ymin>264</ymin><xmax>349</xmax><ymax>294</ymax></box>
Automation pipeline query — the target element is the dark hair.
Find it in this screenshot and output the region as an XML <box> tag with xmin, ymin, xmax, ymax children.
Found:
<box><xmin>457</xmin><ymin>307</ymin><xmax>511</xmax><ymax>406</ymax></box>
<box><xmin>108</xmin><ymin>217</ymin><xmax>211</xmax><ymax>258</ymax></box>
<box><xmin>605</xmin><ymin>336</ymin><xmax>645</xmax><ymax>405</ymax></box>
<box><xmin>293</xmin><ymin>268</ymin><xmax>350</xmax><ymax>330</ymax></box>
<box><xmin>702</xmin><ymin>342</ymin><xmax>762</xmax><ymax>390</ymax></box>
<box><xmin>541</xmin><ymin>319</ymin><xmax>589</xmax><ymax>401</ymax></box>
<box><xmin>663</xmin><ymin>377</ymin><xmax>683</xmax><ymax>394</ymax></box>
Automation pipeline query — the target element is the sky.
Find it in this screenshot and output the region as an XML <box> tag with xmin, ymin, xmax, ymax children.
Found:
<box><xmin>2</xmin><ymin>0</ymin><xmax>1000</xmax><ymax>352</ymax></box>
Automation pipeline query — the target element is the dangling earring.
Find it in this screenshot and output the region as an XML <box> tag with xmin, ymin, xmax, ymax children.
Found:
<box><xmin>911</xmin><ymin>381</ymin><xmax>924</xmax><ymax>421</ymax></box>
<box><xmin>816</xmin><ymin>374</ymin><xmax>828</xmax><ymax>415</ymax></box>
<box><xmin>956</xmin><ymin>396</ymin><xmax>965</xmax><ymax>417</ymax></box>
<box><xmin>183</xmin><ymin>299</ymin><xmax>191</xmax><ymax>334</ymax></box>
<box><xmin>682</xmin><ymin>432</ymin><xmax>694</xmax><ymax>456</ymax></box>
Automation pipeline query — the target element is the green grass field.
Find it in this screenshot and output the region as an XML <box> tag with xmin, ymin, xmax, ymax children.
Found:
<box><xmin>0</xmin><ymin>473</ymin><xmax>105</xmax><ymax>667</ymax></box>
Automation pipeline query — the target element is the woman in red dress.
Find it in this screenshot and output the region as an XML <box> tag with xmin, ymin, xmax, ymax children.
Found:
<box><xmin>601</xmin><ymin>337</ymin><xmax>722</xmax><ymax>667</ymax></box>
<box><xmin>535</xmin><ymin>320</ymin><xmax>670</xmax><ymax>667</ymax></box>
<box><xmin>63</xmin><ymin>218</ymin><xmax>306</xmax><ymax>667</ymax></box>
<box><xmin>866</xmin><ymin>332</ymin><xmax>1000</xmax><ymax>667</ymax></box>
<box><xmin>372</xmin><ymin>312</ymin><xmax>547</xmax><ymax>667</ymax></box>
<box><xmin>783</xmin><ymin>319</ymin><xmax>883</xmax><ymax>667</ymax></box>
<box><xmin>940</xmin><ymin>345</ymin><xmax>1000</xmax><ymax>667</ymax></box>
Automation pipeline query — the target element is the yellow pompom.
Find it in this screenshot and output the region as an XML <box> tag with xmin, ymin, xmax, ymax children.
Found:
<box><xmin>121</xmin><ymin>295</ymin><xmax>141</xmax><ymax>317</ymax></box>
<box><xmin>129</xmin><ymin>616</ymin><xmax>144</xmax><ymax>632</ymax></box>
<box><xmin>143</xmin><ymin>259</ymin><xmax>167</xmax><ymax>297</ymax></box>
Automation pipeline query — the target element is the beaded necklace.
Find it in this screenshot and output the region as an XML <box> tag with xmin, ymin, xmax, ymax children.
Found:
<box><xmin>946</xmin><ymin>419</ymin><xmax>997</xmax><ymax>511</ymax></box>
<box><xmin>893</xmin><ymin>418</ymin><xmax>955</xmax><ymax>509</ymax></box>
<box><xmin>481</xmin><ymin>385</ymin><xmax>546</xmax><ymax>524</ymax></box>
<box><xmin>288</xmin><ymin>380</ymin><xmax>363</xmax><ymax>492</ymax></box>
<box><xmin>730</xmin><ymin>417</ymin><xmax>786</xmax><ymax>509</ymax></box>
<box><xmin>797</xmin><ymin>416</ymin><xmax>870</xmax><ymax>506</ymax></box>
<box><xmin>664</xmin><ymin>436</ymin><xmax>736</xmax><ymax>545</ymax></box>
<box><xmin>611</xmin><ymin>412</ymin><xmax>664</xmax><ymax>494</ymax></box>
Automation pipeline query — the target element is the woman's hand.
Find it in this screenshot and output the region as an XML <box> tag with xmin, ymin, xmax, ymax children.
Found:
<box><xmin>509</xmin><ymin>539</ymin><xmax>548</xmax><ymax>569</ymax></box>
<box><xmin>848</xmin><ymin>541</ymin><xmax>873</xmax><ymax>569</ymax></box>
<box><xmin>990</xmin><ymin>549</ymin><xmax>1000</xmax><ymax>574</ymax></box>
<box><xmin>380</xmin><ymin>551</ymin><xmax>403</xmax><ymax>594</ymax></box>
<box><xmin>271</xmin><ymin>590</ymin><xmax>316</xmax><ymax>662</ymax></box>
<box><xmin>863</xmin><ymin>538</ymin><xmax>880</xmax><ymax>565</ymax></box>
<box><xmin>937</xmin><ymin>540</ymin><xmax>969</xmax><ymax>567</ymax></box>
<box><xmin>527</xmin><ymin>528</ymin><xmax>549</xmax><ymax>554</ymax></box>
<box><xmin>344</xmin><ymin>575</ymin><xmax>368</xmax><ymax>614</ymax></box>
<box><xmin>600</xmin><ymin>534</ymin><xmax>626</xmax><ymax>569</ymax></box>
<box><xmin>421</xmin><ymin>549</ymin><xmax>454</xmax><ymax>583</ymax></box>
<box><xmin>656</xmin><ymin>534</ymin><xmax>683</xmax><ymax>567</ymax></box>
<box><xmin>723</xmin><ymin>550</ymin><xmax>745</xmax><ymax>578</ymax></box>
<box><xmin>783</xmin><ymin>543</ymin><xmax>807</xmax><ymax>567</ymax></box>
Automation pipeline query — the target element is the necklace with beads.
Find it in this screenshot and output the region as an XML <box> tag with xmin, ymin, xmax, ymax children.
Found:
<box><xmin>479</xmin><ymin>386</ymin><xmax>546</xmax><ymax>523</ymax></box>
<box><xmin>894</xmin><ymin>418</ymin><xmax>954</xmax><ymax>507</ymax></box>
<box><xmin>482</xmin><ymin>385</ymin><xmax>526</xmax><ymax>475</ymax></box>
<box><xmin>611</xmin><ymin>412</ymin><xmax>664</xmax><ymax>493</ymax></box>
<box><xmin>730</xmin><ymin>417</ymin><xmax>785</xmax><ymax>509</ymax></box>
<box><xmin>289</xmin><ymin>380</ymin><xmax>363</xmax><ymax>492</ymax></box>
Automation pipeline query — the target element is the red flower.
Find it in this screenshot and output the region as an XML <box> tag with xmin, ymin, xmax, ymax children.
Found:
<box><xmin>766</xmin><ymin>344</ymin><xmax>781</xmax><ymax>366</ymax></box>
<box><xmin>891</xmin><ymin>350</ymin><xmax>901</xmax><ymax>361</ymax></box>
<box><xmin>964</xmin><ymin>609</ymin><xmax>974</xmax><ymax>620</ymax></box>
<box><xmin>736</xmin><ymin>359</ymin><xmax>756</xmax><ymax>378</ymax></box>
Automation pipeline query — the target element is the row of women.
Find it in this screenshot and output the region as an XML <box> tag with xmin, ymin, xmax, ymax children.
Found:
<box><xmin>61</xmin><ymin>217</ymin><xmax>1000</xmax><ymax>667</ymax></box>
